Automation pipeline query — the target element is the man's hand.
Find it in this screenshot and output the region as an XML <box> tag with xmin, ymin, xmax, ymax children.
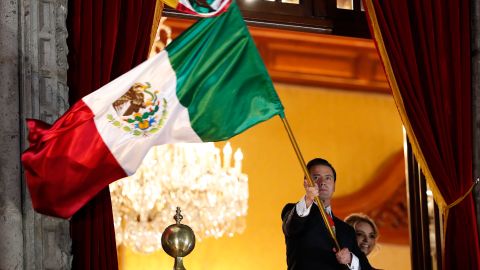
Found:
<box><xmin>303</xmin><ymin>179</ymin><xmax>319</xmax><ymax>208</ymax></box>
<box><xmin>333</xmin><ymin>247</ymin><xmax>352</xmax><ymax>265</ymax></box>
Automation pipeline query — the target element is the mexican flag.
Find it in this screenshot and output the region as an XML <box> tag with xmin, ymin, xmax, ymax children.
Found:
<box><xmin>22</xmin><ymin>3</ymin><xmax>284</xmax><ymax>219</ymax></box>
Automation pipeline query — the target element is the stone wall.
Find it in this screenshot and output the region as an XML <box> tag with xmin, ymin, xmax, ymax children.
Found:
<box><xmin>0</xmin><ymin>0</ymin><xmax>71</xmax><ymax>269</ymax></box>
<box><xmin>0</xmin><ymin>0</ymin><xmax>24</xmax><ymax>268</ymax></box>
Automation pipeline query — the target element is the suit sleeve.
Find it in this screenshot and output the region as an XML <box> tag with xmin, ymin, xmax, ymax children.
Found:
<box><xmin>282</xmin><ymin>203</ymin><xmax>309</xmax><ymax>237</ymax></box>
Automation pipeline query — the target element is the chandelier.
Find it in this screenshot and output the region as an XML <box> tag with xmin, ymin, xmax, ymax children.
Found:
<box><xmin>110</xmin><ymin>142</ymin><xmax>249</xmax><ymax>253</ymax></box>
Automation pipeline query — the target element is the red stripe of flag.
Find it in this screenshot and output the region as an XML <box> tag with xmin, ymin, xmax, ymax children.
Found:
<box><xmin>22</xmin><ymin>100</ymin><xmax>127</xmax><ymax>218</ymax></box>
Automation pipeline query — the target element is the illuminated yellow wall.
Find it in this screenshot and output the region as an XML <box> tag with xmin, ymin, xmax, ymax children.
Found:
<box><xmin>369</xmin><ymin>243</ymin><xmax>412</xmax><ymax>270</ymax></box>
<box><xmin>119</xmin><ymin>83</ymin><xmax>410</xmax><ymax>270</ymax></box>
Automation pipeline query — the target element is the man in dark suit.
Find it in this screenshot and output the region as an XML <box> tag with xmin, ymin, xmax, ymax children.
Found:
<box><xmin>282</xmin><ymin>158</ymin><xmax>372</xmax><ymax>270</ymax></box>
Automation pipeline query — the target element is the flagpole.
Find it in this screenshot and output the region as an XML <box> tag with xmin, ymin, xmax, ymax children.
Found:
<box><xmin>280</xmin><ymin>115</ymin><xmax>341</xmax><ymax>250</ymax></box>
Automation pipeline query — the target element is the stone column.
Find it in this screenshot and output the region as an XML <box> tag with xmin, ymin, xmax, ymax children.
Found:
<box><xmin>0</xmin><ymin>0</ymin><xmax>72</xmax><ymax>269</ymax></box>
<box><xmin>0</xmin><ymin>0</ymin><xmax>24</xmax><ymax>268</ymax></box>
<box><xmin>19</xmin><ymin>0</ymin><xmax>72</xmax><ymax>268</ymax></box>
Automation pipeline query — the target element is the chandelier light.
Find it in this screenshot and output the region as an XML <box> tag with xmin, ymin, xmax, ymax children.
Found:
<box><xmin>110</xmin><ymin>142</ymin><xmax>249</xmax><ymax>253</ymax></box>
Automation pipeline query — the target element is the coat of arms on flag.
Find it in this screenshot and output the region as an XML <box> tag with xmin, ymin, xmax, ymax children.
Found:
<box><xmin>108</xmin><ymin>82</ymin><xmax>168</xmax><ymax>136</ymax></box>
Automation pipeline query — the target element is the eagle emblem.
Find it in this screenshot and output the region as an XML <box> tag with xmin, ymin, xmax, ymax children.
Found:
<box><xmin>113</xmin><ymin>83</ymin><xmax>148</xmax><ymax>116</ymax></box>
<box><xmin>107</xmin><ymin>82</ymin><xmax>168</xmax><ymax>136</ymax></box>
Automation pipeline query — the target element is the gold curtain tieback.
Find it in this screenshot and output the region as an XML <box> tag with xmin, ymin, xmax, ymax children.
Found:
<box><xmin>445</xmin><ymin>177</ymin><xmax>480</xmax><ymax>211</ymax></box>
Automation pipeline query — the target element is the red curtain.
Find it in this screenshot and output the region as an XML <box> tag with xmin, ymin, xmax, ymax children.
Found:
<box><xmin>364</xmin><ymin>0</ymin><xmax>480</xmax><ymax>269</ymax></box>
<box><xmin>66</xmin><ymin>0</ymin><xmax>158</xmax><ymax>268</ymax></box>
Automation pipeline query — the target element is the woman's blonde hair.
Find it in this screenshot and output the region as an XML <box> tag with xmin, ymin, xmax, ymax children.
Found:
<box><xmin>344</xmin><ymin>213</ymin><xmax>379</xmax><ymax>239</ymax></box>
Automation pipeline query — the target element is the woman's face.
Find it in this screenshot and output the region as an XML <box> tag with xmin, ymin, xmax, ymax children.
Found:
<box><xmin>355</xmin><ymin>221</ymin><xmax>377</xmax><ymax>255</ymax></box>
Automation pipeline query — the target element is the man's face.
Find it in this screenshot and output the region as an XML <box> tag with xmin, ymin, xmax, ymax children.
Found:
<box><xmin>309</xmin><ymin>164</ymin><xmax>335</xmax><ymax>201</ymax></box>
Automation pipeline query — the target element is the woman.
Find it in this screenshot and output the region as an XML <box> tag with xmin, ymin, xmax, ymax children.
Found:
<box><xmin>345</xmin><ymin>213</ymin><xmax>379</xmax><ymax>256</ymax></box>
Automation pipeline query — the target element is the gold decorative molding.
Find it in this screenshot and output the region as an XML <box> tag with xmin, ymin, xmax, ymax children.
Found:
<box><xmin>165</xmin><ymin>17</ymin><xmax>390</xmax><ymax>94</ymax></box>
<box><xmin>333</xmin><ymin>150</ymin><xmax>409</xmax><ymax>245</ymax></box>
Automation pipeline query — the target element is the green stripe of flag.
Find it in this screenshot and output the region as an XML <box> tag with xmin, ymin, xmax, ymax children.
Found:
<box><xmin>166</xmin><ymin>2</ymin><xmax>284</xmax><ymax>141</ymax></box>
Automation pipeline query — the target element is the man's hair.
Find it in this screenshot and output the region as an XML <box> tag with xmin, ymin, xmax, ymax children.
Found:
<box><xmin>306</xmin><ymin>158</ymin><xmax>337</xmax><ymax>181</ymax></box>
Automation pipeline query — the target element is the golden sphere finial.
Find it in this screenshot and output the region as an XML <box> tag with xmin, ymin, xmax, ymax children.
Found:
<box><xmin>161</xmin><ymin>207</ymin><xmax>196</xmax><ymax>270</ymax></box>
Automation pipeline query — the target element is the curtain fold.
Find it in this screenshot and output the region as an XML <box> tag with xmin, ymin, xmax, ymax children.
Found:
<box><xmin>363</xmin><ymin>0</ymin><xmax>480</xmax><ymax>269</ymax></box>
<box><xmin>67</xmin><ymin>0</ymin><xmax>158</xmax><ymax>268</ymax></box>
